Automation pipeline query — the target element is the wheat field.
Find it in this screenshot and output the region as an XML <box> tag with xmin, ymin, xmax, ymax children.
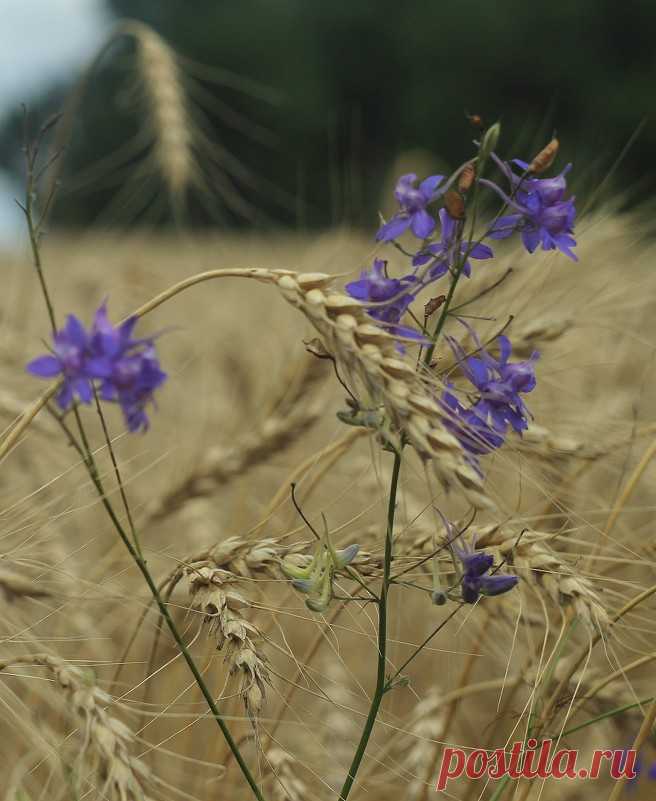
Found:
<box><xmin>0</xmin><ymin>207</ymin><xmax>655</xmax><ymax>800</ymax></box>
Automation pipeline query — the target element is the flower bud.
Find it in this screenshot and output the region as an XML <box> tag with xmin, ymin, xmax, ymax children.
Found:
<box><xmin>334</xmin><ymin>543</ymin><xmax>360</xmax><ymax>568</ymax></box>
<box><xmin>280</xmin><ymin>555</ymin><xmax>314</xmax><ymax>580</ymax></box>
<box><xmin>478</xmin><ymin>122</ymin><xmax>501</xmax><ymax>169</ymax></box>
<box><xmin>431</xmin><ymin>590</ymin><xmax>448</xmax><ymax>606</ymax></box>
<box><xmin>466</xmin><ymin>112</ymin><xmax>483</xmax><ymax>128</ymax></box>
<box><xmin>305</xmin><ymin>571</ymin><xmax>333</xmax><ymax>612</ymax></box>
<box><xmin>529</xmin><ymin>137</ymin><xmax>559</xmax><ymax>174</ymax></box>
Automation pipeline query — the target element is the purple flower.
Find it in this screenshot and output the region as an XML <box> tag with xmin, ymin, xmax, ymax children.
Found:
<box><xmin>346</xmin><ymin>258</ymin><xmax>408</xmax><ymax>303</ymax></box>
<box><xmin>97</xmin><ymin>341</ymin><xmax>167</xmax><ymax>432</ymax></box>
<box><xmin>485</xmin><ymin>159</ymin><xmax>577</xmax><ymax>261</ymax></box>
<box><xmin>27</xmin><ymin>314</ymin><xmax>95</xmax><ymax>409</ymax></box>
<box><xmin>345</xmin><ymin>259</ymin><xmax>425</xmax><ymax>343</ymax></box>
<box><xmin>413</xmin><ymin>209</ymin><xmax>494</xmax><ymax>279</ymax></box>
<box><xmin>454</xmin><ymin>537</ymin><xmax>519</xmax><ymax>604</ymax></box>
<box><xmin>441</xmin><ymin>388</ymin><xmax>505</xmax><ymax>459</ymax></box>
<box><xmin>376</xmin><ymin>173</ymin><xmax>444</xmax><ymax>242</ymax></box>
<box><xmin>26</xmin><ymin>302</ymin><xmax>167</xmax><ymax>432</ymax></box>
<box><xmin>446</xmin><ymin>328</ymin><xmax>539</xmax><ymax>436</ymax></box>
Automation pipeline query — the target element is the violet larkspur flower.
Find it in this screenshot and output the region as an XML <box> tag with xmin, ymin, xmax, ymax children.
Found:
<box><xmin>27</xmin><ymin>314</ymin><xmax>96</xmax><ymax>409</ymax></box>
<box><xmin>412</xmin><ymin>208</ymin><xmax>494</xmax><ymax>279</ymax></box>
<box><xmin>441</xmin><ymin>388</ymin><xmax>505</xmax><ymax>458</ymax></box>
<box><xmin>454</xmin><ymin>537</ymin><xmax>518</xmax><ymax>604</ymax></box>
<box><xmin>345</xmin><ymin>259</ymin><xmax>425</xmax><ymax>342</ymax></box>
<box><xmin>376</xmin><ymin>173</ymin><xmax>444</xmax><ymax>242</ymax></box>
<box><xmin>26</xmin><ymin>302</ymin><xmax>167</xmax><ymax>432</ymax></box>
<box><xmin>485</xmin><ymin>158</ymin><xmax>577</xmax><ymax>260</ymax></box>
<box><xmin>447</xmin><ymin>328</ymin><xmax>539</xmax><ymax>436</ymax></box>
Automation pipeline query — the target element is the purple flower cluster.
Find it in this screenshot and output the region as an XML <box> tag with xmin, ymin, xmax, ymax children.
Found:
<box><xmin>485</xmin><ymin>157</ymin><xmax>577</xmax><ymax>260</ymax></box>
<box><xmin>442</xmin><ymin>329</ymin><xmax>539</xmax><ymax>465</ymax></box>
<box><xmin>27</xmin><ymin>303</ymin><xmax>166</xmax><ymax>432</ymax></box>
<box><xmin>348</xmin><ymin>146</ymin><xmax>577</xmax><ymax>344</ymax></box>
<box><xmin>413</xmin><ymin>208</ymin><xmax>493</xmax><ymax>279</ymax></box>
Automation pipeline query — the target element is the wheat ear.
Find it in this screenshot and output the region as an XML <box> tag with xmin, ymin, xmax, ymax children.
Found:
<box><xmin>0</xmin><ymin>655</ymin><xmax>151</xmax><ymax>801</ymax></box>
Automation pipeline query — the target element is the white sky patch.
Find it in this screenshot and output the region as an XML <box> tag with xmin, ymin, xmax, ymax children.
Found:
<box><xmin>0</xmin><ymin>0</ymin><xmax>111</xmax><ymax>246</ymax></box>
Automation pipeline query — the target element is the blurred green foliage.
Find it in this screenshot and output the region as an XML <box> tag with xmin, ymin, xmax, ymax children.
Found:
<box><xmin>2</xmin><ymin>0</ymin><xmax>655</xmax><ymax>228</ymax></box>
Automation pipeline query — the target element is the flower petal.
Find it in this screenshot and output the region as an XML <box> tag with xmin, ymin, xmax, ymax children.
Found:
<box><xmin>419</xmin><ymin>174</ymin><xmax>444</xmax><ymax>200</ymax></box>
<box><xmin>410</xmin><ymin>209</ymin><xmax>436</xmax><ymax>239</ymax></box>
<box><xmin>376</xmin><ymin>214</ymin><xmax>411</xmax><ymax>242</ymax></box>
<box><xmin>469</xmin><ymin>242</ymin><xmax>494</xmax><ymax>260</ymax></box>
<box><xmin>26</xmin><ymin>354</ymin><xmax>61</xmax><ymax>377</ymax></box>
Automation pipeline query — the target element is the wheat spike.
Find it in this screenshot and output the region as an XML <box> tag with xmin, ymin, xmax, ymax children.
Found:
<box><xmin>268</xmin><ymin>271</ymin><xmax>492</xmax><ymax>509</ymax></box>
<box><xmin>186</xmin><ymin>565</ymin><xmax>270</xmax><ymax>720</ymax></box>
<box><xmin>266</xmin><ymin>746</ymin><xmax>308</xmax><ymax>801</ymax></box>
<box><xmin>475</xmin><ymin>525</ymin><xmax>609</xmax><ymax>629</ymax></box>
<box><xmin>133</xmin><ymin>23</ymin><xmax>193</xmax><ymax>199</ymax></box>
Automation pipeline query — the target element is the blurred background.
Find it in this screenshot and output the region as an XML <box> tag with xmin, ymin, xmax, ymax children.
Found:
<box><xmin>0</xmin><ymin>0</ymin><xmax>654</xmax><ymax>245</ymax></box>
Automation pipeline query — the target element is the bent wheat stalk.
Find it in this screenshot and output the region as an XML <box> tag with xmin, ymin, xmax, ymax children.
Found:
<box><xmin>2</xmin><ymin>268</ymin><xmax>489</xmax><ymax>509</ymax></box>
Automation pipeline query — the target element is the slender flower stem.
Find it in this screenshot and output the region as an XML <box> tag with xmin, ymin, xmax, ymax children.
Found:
<box><xmin>22</xmin><ymin>143</ymin><xmax>57</xmax><ymax>335</ymax></box>
<box><xmin>338</xmin><ymin>450</ymin><xmax>401</xmax><ymax>801</ymax></box>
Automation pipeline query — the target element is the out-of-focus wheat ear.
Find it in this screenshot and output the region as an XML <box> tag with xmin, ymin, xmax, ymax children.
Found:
<box><xmin>143</xmin><ymin>354</ymin><xmax>328</xmax><ymax>526</ymax></box>
<box><xmin>0</xmin><ymin>655</ymin><xmax>152</xmax><ymax>801</ymax></box>
<box><xmin>0</xmin><ymin>569</ymin><xmax>51</xmax><ymax>603</ymax></box>
<box><xmin>132</xmin><ymin>23</ymin><xmax>193</xmax><ymax>205</ymax></box>
<box><xmin>404</xmin><ymin>688</ymin><xmax>447</xmax><ymax>801</ymax></box>
<box><xmin>265</xmin><ymin>746</ymin><xmax>308</xmax><ymax>801</ymax></box>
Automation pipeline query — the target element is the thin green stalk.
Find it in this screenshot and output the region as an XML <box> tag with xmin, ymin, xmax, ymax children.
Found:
<box><xmin>23</xmin><ymin>146</ymin><xmax>57</xmax><ymax>335</ymax></box>
<box><xmin>558</xmin><ymin>696</ymin><xmax>655</xmax><ymax>740</ymax></box>
<box><xmin>386</xmin><ymin>604</ymin><xmax>462</xmax><ymax>685</ymax></box>
<box><xmin>338</xmin><ymin>450</ymin><xmax>401</xmax><ymax>801</ymax></box>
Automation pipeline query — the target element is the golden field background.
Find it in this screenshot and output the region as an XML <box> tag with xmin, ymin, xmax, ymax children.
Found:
<box><xmin>1</xmin><ymin>216</ymin><xmax>656</xmax><ymax>800</ymax></box>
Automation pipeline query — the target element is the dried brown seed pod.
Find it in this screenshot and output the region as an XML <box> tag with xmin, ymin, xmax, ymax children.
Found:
<box><xmin>458</xmin><ymin>162</ymin><xmax>476</xmax><ymax>193</ymax></box>
<box><xmin>529</xmin><ymin>137</ymin><xmax>559</xmax><ymax>174</ymax></box>
<box><xmin>444</xmin><ymin>189</ymin><xmax>465</xmax><ymax>220</ymax></box>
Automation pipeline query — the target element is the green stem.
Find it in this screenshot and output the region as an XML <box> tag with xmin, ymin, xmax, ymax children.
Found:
<box><xmin>338</xmin><ymin>450</ymin><xmax>401</xmax><ymax>801</ymax></box>
<box><xmin>558</xmin><ymin>696</ymin><xmax>655</xmax><ymax>740</ymax></box>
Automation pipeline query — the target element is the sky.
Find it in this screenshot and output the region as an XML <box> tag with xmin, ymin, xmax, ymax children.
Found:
<box><xmin>0</xmin><ymin>0</ymin><xmax>111</xmax><ymax>246</ymax></box>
